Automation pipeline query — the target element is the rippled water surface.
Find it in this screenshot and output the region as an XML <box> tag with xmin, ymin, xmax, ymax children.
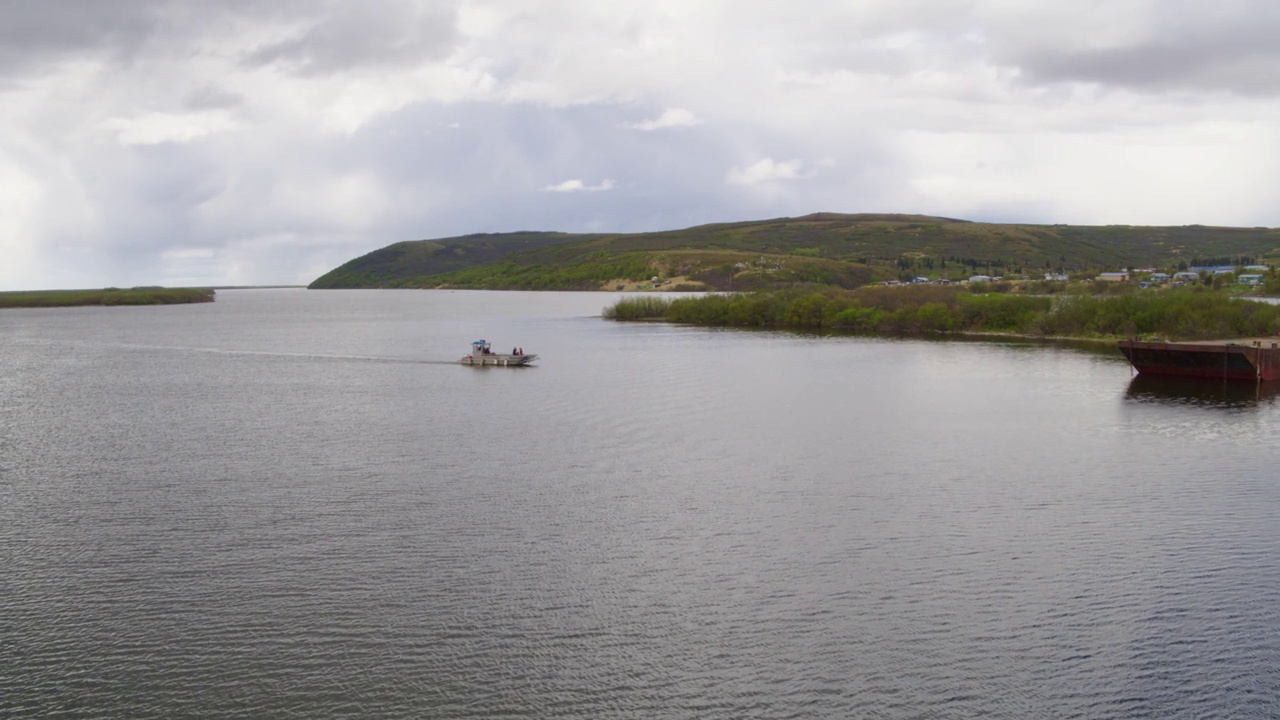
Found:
<box><xmin>4</xmin><ymin>289</ymin><xmax>1279</xmax><ymax>718</ymax></box>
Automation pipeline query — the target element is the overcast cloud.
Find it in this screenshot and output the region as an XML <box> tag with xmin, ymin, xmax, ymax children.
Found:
<box><xmin>2</xmin><ymin>0</ymin><xmax>1278</xmax><ymax>290</ymax></box>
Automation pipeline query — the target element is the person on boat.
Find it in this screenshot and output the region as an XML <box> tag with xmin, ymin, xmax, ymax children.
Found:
<box><xmin>513</xmin><ymin>347</ymin><xmax>518</xmax><ymax>356</ymax></box>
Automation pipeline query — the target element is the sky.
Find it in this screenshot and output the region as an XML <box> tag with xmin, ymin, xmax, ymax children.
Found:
<box><xmin>2</xmin><ymin>0</ymin><xmax>1279</xmax><ymax>290</ymax></box>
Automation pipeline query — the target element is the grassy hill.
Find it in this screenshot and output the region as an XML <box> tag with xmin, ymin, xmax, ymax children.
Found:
<box><xmin>309</xmin><ymin>231</ymin><xmax>599</xmax><ymax>288</ymax></box>
<box><xmin>309</xmin><ymin>214</ymin><xmax>1280</xmax><ymax>291</ymax></box>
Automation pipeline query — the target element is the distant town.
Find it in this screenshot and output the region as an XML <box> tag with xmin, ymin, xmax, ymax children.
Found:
<box><xmin>880</xmin><ymin>263</ymin><xmax>1273</xmax><ymax>288</ymax></box>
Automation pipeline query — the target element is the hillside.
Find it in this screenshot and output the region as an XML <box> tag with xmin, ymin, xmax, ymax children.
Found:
<box><xmin>309</xmin><ymin>231</ymin><xmax>599</xmax><ymax>288</ymax></box>
<box><xmin>309</xmin><ymin>214</ymin><xmax>1280</xmax><ymax>291</ymax></box>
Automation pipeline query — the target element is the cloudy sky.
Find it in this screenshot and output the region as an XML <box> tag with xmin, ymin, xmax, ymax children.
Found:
<box><xmin>2</xmin><ymin>0</ymin><xmax>1279</xmax><ymax>290</ymax></box>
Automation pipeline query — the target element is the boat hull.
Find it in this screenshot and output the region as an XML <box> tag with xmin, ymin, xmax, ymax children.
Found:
<box><xmin>1119</xmin><ymin>339</ymin><xmax>1280</xmax><ymax>382</ymax></box>
<box><xmin>460</xmin><ymin>353</ymin><xmax>537</xmax><ymax>367</ymax></box>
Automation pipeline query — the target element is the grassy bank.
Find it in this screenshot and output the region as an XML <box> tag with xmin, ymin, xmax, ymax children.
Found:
<box><xmin>0</xmin><ymin>287</ymin><xmax>216</xmax><ymax>309</ymax></box>
<box><xmin>604</xmin><ymin>286</ymin><xmax>1280</xmax><ymax>342</ymax></box>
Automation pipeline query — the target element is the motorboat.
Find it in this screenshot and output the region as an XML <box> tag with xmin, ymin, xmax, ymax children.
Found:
<box><xmin>461</xmin><ymin>340</ymin><xmax>536</xmax><ymax>366</ymax></box>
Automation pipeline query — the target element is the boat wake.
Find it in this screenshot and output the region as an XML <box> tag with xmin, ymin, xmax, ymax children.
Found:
<box><xmin>110</xmin><ymin>343</ymin><xmax>458</xmax><ymax>365</ymax></box>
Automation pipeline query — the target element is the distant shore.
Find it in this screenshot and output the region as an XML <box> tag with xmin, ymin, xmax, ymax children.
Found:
<box><xmin>0</xmin><ymin>287</ymin><xmax>216</xmax><ymax>309</ymax></box>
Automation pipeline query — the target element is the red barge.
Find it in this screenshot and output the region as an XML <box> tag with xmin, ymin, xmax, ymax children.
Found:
<box><xmin>1119</xmin><ymin>338</ymin><xmax>1280</xmax><ymax>382</ymax></box>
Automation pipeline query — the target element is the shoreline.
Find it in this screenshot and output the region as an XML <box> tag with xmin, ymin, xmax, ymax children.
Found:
<box><xmin>610</xmin><ymin>317</ymin><xmax>1123</xmax><ymax>347</ymax></box>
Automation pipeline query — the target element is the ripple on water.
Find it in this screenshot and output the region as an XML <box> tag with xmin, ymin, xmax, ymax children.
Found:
<box><xmin>3</xmin><ymin>291</ymin><xmax>1279</xmax><ymax>718</ymax></box>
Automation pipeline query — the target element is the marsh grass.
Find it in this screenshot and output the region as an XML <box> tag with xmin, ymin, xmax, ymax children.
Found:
<box><xmin>605</xmin><ymin>286</ymin><xmax>1280</xmax><ymax>341</ymax></box>
<box><xmin>0</xmin><ymin>287</ymin><xmax>216</xmax><ymax>308</ymax></box>
<box><xmin>601</xmin><ymin>296</ymin><xmax>673</xmax><ymax>320</ymax></box>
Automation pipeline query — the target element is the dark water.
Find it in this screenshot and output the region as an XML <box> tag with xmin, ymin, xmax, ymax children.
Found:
<box><xmin>4</xmin><ymin>289</ymin><xmax>1278</xmax><ymax>719</ymax></box>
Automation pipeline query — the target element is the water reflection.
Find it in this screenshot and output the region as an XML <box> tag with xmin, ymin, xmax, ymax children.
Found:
<box><xmin>1125</xmin><ymin>374</ymin><xmax>1280</xmax><ymax>407</ymax></box>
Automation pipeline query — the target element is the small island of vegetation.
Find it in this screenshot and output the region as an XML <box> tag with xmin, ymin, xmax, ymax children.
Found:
<box><xmin>605</xmin><ymin>284</ymin><xmax>1280</xmax><ymax>343</ymax></box>
<box><xmin>0</xmin><ymin>287</ymin><xmax>216</xmax><ymax>309</ymax></box>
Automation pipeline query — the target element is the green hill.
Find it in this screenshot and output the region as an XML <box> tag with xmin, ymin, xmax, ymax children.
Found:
<box><xmin>309</xmin><ymin>213</ymin><xmax>1280</xmax><ymax>291</ymax></box>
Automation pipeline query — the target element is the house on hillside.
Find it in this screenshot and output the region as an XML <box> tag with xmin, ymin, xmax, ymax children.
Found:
<box><xmin>1149</xmin><ymin>273</ymin><xmax>1171</xmax><ymax>283</ymax></box>
<box><xmin>1237</xmin><ymin>274</ymin><xmax>1265</xmax><ymax>286</ymax></box>
<box><xmin>1172</xmin><ymin>271</ymin><xmax>1200</xmax><ymax>283</ymax></box>
<box><xmin>1098</xmin><ymin>272</ymin><xmax>1129</xmax><ymax>282</ymax></box>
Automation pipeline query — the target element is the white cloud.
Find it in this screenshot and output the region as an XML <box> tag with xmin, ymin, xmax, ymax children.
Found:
<box><xmin>726</xmin><ymin>158</ymin><xmax>806</xmax><ymax>185</ymax></box>
<box><xmin>626</xmin><ymin>108</ymin><xmax>703</xmax><ymax>131</ymax></box>
<box><xmin>99</xmin><ymin>111</ymin><xmax>239</xmax><ymax>146</ymax></box>
<box><xmin>0</xmin><ymin>162</ymin><xmax>43</xmax><ymax>289</ymax></box>
<box><xmin>543</xmin><ymin>178</ymin><xmax>616</xmax><ymax>193</ymax></box>
<box><xmin>161</xmin><ymin>248</ymin><xmax>216</xmax><ymax>259</ymax></box>
<box><xmin>2</xmin><ymin>0</ymin><xmax>1280</xmax><ymax>289</ymax></box>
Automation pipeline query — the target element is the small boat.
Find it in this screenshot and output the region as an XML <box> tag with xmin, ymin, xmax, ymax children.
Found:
<box><xmin>460</xmin><ymin>340</ymin><xmax>537</xmax><ymax>366</ymax></box>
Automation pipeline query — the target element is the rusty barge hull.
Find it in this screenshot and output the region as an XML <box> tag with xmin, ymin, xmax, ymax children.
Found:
<box><xmin>1119</xmin><ymin>339</ymin><xmax>1280</xmax><ymax>382</ymax></box>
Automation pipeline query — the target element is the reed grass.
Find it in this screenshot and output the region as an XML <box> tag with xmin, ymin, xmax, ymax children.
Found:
<box><xmin>0</xmin><ymin>287</ymin><xmax>216</xmax><ymax>308</ymax></box>
<box><xmin>601</xmin><ymin>295</ymin><xmax>673</xmax><ymax>320</ymax></box>
<box><xmin>605</xmin><ymin>287</ymin><xmax>1280</xmax><ymax>341</ymax></box>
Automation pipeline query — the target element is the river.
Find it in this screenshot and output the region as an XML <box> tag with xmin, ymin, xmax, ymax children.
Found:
<box><xmin>4</xmin><ymin>288</ymin><xmax>1278</xmax><ymax>718</ymax></box>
